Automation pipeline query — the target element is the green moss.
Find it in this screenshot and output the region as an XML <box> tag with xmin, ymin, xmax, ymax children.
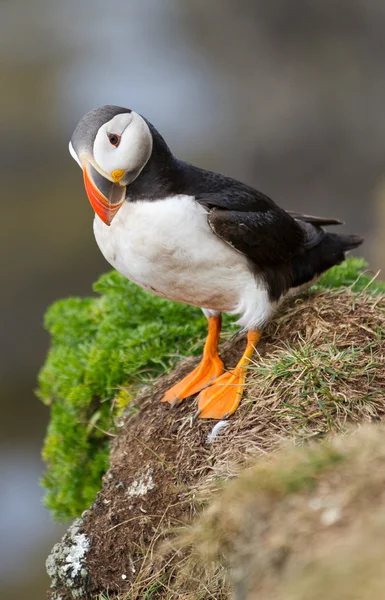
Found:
<box><xmin>37</xmin><ymin>258</ymin><xmax>381</xmax><ymax>520</ymax></box>
<box><xmin>38</xmin><ymin>271</ymin><xmax>237</xmax><ymax>520</ymax></box>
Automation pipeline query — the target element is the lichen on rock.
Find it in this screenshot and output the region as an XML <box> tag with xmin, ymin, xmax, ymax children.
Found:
<box><xmin>46</xmin><ymin>518</ymin><xmax>90</xmax><ymax>599</ymax></box>
<box><xmin>126</xmin><ymin>466</ymin><xmax>155</xmax><ymax>497</ymax></box>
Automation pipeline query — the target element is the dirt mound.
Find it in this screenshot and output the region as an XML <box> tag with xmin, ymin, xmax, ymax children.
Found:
<box><xmin>46</xmin><ymin>288</ymin><xmax>385</xmax><ymax>599</ymax></box>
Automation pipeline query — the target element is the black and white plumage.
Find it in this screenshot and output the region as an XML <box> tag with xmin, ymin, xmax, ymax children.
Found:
<box><xmin>70</xmin><ymin>104</ymin><xmax>362</xmax><ymax>331</ymax></box>
<box><xmin>69</xmin><ymin>105</ymin><xmax>363</xmax><ymax>420</ymax></box>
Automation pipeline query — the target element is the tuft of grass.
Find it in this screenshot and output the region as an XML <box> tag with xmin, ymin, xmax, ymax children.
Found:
<box><xmin>249</xmin><ymin>337</ymin><xmax>384</xmax><ymax>438</ymax></box>
<box><xmin>37</xmin><ymin>258</ymin><xmax>382</xmax><ymax>520</ymax></box>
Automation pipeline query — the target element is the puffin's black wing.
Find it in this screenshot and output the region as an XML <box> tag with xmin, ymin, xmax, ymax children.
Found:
<box><xmin>195</xmin><ymin>189</ymin><xmax>306</xmax><ymax>267</ymax></box>
<box><xmin>194</xmin><ymin>187</ymin><xmax>363</xmax><ymax>300</ymax></box>
<box><xmin>207</xmin><ymin>207</ymin><xmax>305</xmax><ymax>266</ymax></box>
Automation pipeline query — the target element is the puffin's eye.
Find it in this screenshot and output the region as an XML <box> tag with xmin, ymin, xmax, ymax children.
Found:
<box><xmin>108</xmin><ymin>133</ymin><xmax>121</xmax><ymax>147</ymax></box>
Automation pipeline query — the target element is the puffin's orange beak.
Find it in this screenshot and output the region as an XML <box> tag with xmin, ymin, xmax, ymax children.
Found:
<box><xmin>82</xmin><ymin>161</ymin><xmax>126</xmax><ymax>226</ymax></box>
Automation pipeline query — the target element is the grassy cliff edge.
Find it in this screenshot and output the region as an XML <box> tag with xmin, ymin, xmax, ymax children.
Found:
<box><xmin>38</xmin><ymin>258</ymin><xmax>385</xmax><ymax>521</ymax></box>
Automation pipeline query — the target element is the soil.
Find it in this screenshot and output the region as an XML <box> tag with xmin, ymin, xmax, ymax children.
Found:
<box><xmin>79</xmin><ymin>337</ymin><xmax>248</xmax><ymax>597</ymax></box>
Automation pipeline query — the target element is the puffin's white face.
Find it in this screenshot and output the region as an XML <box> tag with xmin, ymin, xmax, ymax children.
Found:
<box><xmin>69</xmin><ymin>107</ymin><xmax>153</xmax><ymax>226</ymax></box>
<box><xmin>92</xmin><ymin>112</ymin><xmax>153</xmax><ymax>185</ymax></box>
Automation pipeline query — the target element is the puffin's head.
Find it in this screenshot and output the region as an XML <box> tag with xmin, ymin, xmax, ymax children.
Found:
<box><xmin>69</xmin><ymin>105</ymin><xmax>153</xmax><ymax>225</ymax></box>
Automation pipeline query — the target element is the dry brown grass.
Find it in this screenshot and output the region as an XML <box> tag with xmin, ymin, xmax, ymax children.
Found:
<box><xmin>185</xmin><ymin>423</ymin><xmax>385</xmax><ymax>600</ymax></box>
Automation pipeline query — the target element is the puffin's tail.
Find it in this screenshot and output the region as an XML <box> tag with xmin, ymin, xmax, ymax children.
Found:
<box><xmin>335</xmin><ymin>233</ymin><xmax>365</xmax><ymax>251</ymax></box>
<box><xmin>291</xmin><ymin>231</ymin><xmax>364</xmax><ymax>289</ymax></box>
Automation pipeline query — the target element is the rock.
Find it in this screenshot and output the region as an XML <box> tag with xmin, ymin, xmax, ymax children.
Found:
<box><xmin>46</xmin><ymin>519</ymin><xmax>90</xmax><ymax>599</ymax></box>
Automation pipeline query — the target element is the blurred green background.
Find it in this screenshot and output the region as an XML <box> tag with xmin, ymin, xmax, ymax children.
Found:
<box><xmin>1</xmin><ymin>0</ymin><xmax>385</xmax><ymax>598</ymax></box>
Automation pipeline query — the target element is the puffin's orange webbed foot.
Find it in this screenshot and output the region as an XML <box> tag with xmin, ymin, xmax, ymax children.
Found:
<box><xmin>161</xmin><ymin>316</ymin><xmax>223</xmax><ymax>406</ymax></box>
<box><xmin>196</xmin><ymin>330</ymin><xmax>261</xmax><ymax>419</ymax></box>
<box><xmin>161</xmin><ymin>353</ymin><xmax>224</xmax><ymax>406</ymax></box>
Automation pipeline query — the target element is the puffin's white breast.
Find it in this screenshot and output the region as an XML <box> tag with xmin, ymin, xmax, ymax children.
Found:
<box><xmin>93</xmin><ymin>195</ymin><xmax>272</xmax><ymax>327</ymax></box>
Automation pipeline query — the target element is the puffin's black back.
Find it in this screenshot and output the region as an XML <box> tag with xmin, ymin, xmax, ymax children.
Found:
<box><xmin>121</xmin><ymin>116</ymin><xmax>364</xmax><ymax>301</ymax></box>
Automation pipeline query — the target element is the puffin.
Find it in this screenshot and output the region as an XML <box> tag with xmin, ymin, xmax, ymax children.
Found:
<box><xmin>69</xmin><ymin>105</ymin><xmax>363</xmax><ymax>420</ymax></box>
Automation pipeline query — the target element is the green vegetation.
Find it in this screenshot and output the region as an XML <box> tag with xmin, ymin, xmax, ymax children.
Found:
<box><xmin>37</xmin><ymin>258</ymin><xmax>383</xmax><ymax>520</ymax></box>
<box><xmin>312</xmin><ymin>257</ymin><xmax>385</xmax><ymax>294</ymax></box>
<box><xmin>38</xmin><ymin>272</ymin><xmax>229</xmax><ymax>520</ymax></box>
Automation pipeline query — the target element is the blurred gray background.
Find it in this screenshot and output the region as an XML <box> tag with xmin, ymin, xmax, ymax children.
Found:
<box><xmin>1</xmin><ymin>0</ymin><xmax>385</xmax><ymax>597</ymax></box>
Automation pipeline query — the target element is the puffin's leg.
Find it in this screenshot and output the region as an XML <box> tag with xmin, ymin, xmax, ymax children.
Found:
<box><xmin>161</xmin><ymin>315</ymin><xmax>224</xmax><ymax>406</ymax></box>
<box><xmin>195</xmin><ymin>330</ymin><xmax>261</xmax><ymax>419</ymax></box>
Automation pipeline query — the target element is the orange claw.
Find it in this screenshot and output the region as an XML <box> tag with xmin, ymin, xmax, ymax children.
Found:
<box><xmin>196</xmin><ymin>330</ymin><xmax>261</xmax><ymax>419</ymax></box>
<box><xmin>161</xmin><ymin>316</ymin><xmax>224</xmax><ymax>406</ymax></box>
